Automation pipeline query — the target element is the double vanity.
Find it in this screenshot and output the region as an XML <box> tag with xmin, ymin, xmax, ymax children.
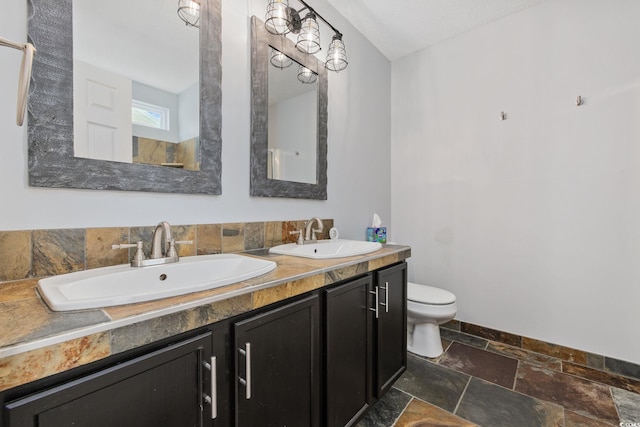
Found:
<box><xmin>0</xmin><ymin>237</ymin><xmax>410</xmax><ymax>427</ymax></box>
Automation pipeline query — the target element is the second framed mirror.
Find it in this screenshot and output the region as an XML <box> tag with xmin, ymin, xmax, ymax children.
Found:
<box><xmin>250</xmin><ymin>15</ymin><xmax>327</xmax><ymax>200</ymax></box>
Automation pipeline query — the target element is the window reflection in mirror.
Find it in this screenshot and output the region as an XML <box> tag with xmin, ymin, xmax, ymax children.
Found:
<box><xmin>267</xmin><ymin>48</ymin><xmax>318</xmax><ymax>184</ymax></box>
<box><xmin>72</xmin><ymin>0</ymin><xmax>200</xmax><ymax>170</ymax></box>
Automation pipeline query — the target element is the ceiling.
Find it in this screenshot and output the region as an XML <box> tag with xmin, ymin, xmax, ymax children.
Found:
<box><xmin>73</xmin><ymin>0</ymin><xmax>548</xmax><ymax>94</ymax></box>
<box><xmin>326</xmin><ymin>0</ymin><xmax>546</xmax><ymax>61</ymax></box>
<box><xmin>74</xmin><ymin>0</ymin><xmax>199</xmax><ymax>94</ymax></box>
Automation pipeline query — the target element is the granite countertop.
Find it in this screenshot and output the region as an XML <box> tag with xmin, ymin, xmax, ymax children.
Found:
<box><xmin>0</xmin><ymin>245</ymin><xmax>410</xmax><ymax>392</ymax></box>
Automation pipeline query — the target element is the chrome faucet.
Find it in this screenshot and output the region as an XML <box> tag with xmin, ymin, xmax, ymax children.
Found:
<box><xmin>112</xmin><ymin>221</ymin><xmax>192</xmax><ymax>267</ymax></box>
<box><xmin>150</xmin><ymin>221</ymin><xmax>173</xmax><ymax>259</ymax></box>
<box><xmin>304</xmin><ymin>217</ymin><xmax>324</xmax><ymax>242</ymax></box>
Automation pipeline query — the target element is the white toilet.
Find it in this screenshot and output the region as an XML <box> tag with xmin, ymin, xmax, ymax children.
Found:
<box><xmin>407</xmin><ymin>282</ymin><xmax>457</xmax><ymax>358</ymax></box>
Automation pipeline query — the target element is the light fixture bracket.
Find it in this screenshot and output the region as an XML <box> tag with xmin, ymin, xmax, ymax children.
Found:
<box><xmin>285</xmin><ymin>7</ymin><xmax>302</xmax><ymax>33</ymax></box>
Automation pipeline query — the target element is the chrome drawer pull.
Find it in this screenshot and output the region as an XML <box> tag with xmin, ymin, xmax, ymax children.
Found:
<box><xmin>369</xmin><ymin>286</ymin><xmax>379</xmax><ymax>319</ymax></box>
<box><xmin>203</xmin><ymin>357</ymin><xmax>217</xmax><ymax>419</ymax></box>
<box><xmin>238</xmin><ymin>343</ymin><xmax>252</xmax><ymax>399</ymax></box>
<box><xmin>380</xmin><ymin>281</ymin><xmax>389</xmax><ymax>313</ymax></box>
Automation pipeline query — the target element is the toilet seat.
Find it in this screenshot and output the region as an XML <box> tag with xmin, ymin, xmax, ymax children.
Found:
<box><xmin>408</xmin><ymin>282</ymin><xmax>456</xmax><ymax>305</ymax></box>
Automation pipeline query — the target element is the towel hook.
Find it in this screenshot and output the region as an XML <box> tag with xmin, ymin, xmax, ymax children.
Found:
<box><xmin>0</xmin><ymin>36</ymin><xmax>37</xmax><ymax>126</ymax></box>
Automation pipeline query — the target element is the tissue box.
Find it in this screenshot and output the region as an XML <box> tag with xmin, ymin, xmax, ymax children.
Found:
<box><xmin>367</xmin><ymin>227</ymin><xmax>387</xmax><ymax>243</ymax></box>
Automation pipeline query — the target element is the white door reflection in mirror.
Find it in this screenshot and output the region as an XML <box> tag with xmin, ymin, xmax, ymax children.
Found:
<box><xmin>73</xmin><ymin>60</ymin><xmax>133</xmax><ymax>163</ymax></box>
<box><xmin>72</xmin><ymin>0</ymin><xmax>200</xmax><ymax>170</ymax></box>
<box><xmin>267</xmin><ymin>49</ymin><xmax>318</xmax><ymax>184</ymax></box>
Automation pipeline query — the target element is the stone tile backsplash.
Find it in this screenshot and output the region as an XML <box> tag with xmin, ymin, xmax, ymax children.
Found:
<box><xmin>0</xmin><ymin>230</ymin><xmax>31</xmax><ymax>281</ymax></box>
<box><xmin>0</xmin><ymin>219</ymin><xmax>333</xmax><ymax>283</ymax></box>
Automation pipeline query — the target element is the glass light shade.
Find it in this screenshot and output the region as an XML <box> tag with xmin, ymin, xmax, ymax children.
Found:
<box><xmin>270</xmin><ymin>48</ymin><xmax>293</xmax><ymax>69</ymax></box>
<box><xmin>295</xmin><ymin>13</ymin><xmax>321</xmax><ymax>54</ymax></box>
<box><xmin>177</xmin><ymin>0</ymin><xmax>200</xmax><ymax>28</ymax></box>
<box><xmin>325</xmin><ymin>34</ymin><xmax>348</xmax><ymax>72</ymax></box>
<box><xmin>297</xmin><ymin>65</ymin><xmax>317</xmax><ymax>84</ymax></box>
<box><xmin>265</xmin><ymin>0</ymin><xmax>291</xmax><ymax>35</ymax></box>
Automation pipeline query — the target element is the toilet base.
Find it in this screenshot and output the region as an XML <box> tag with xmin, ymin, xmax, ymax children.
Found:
<box><xmin>407</xmin><ymin>322</ymin><xmax>444</xmax><ymax>358</ymax></box>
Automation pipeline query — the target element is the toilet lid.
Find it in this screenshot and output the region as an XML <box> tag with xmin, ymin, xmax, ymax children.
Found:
<box><xmin>407</xmin><ymin>282</ymin><xmax>456</xmax><ymax>305</ymax></box>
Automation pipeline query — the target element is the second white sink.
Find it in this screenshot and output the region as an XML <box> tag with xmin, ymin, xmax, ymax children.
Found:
<box><xmin>38</xmin><ymin>254</ymin><xmax>277</xmax><ymax>311</ymax></box>
<box><xmin>269</xmin><ymin>239</ymin><xmax>382</xmax><ymax>259</ymax></box>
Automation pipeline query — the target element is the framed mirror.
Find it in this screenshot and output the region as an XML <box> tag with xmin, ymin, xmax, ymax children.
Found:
<box><xmin>250</xmin><ymin>16</ymin><xmax>328</xmax><ymax>200</ymax></box>
<box><xmin>27</xmin><ymin>0</ymin><xmax>222</xmax><ymax>195</ymax></box>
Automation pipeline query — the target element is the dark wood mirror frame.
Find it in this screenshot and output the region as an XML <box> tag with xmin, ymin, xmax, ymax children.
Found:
<box><xmin>27</xmin><ymin>0</ymin><xmax>222</xmax><ymax>195</ymax></box>
<box><xmin>250</xmin><ymin>15</ymin><xmax>328</xmax><ymax>200</ymax></box>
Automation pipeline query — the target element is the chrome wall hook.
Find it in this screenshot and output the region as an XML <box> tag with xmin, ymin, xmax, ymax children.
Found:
<box><xmin>576</xmin><ymin>95</ymin><xmax>583</xmax><ymax>106</ymax></box>
<box><xmin>499</xmin><ymin>111</ymin><xmax>507</xmax><ymax>121</ymax></box>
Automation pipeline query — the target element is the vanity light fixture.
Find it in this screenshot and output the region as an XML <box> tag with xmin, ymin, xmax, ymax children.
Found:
<box><xmin>264</xmin><ymin>0</ymin><xmax>348</xmax><ymax>72</ymax></box>
<box><xmin>297</xmin><ymin>64</ymin><xmax>317</xmax><ymax>84</ymax></box>
<box><xmin>177</xmin><ymin>0</ymin><xmax>201</xmax><ymax>28</ymax></box>
<box><xmin>325</xmin><ymin>33</ymin><xmax>347</xmax><ymax>72</ymax></box>
<box><xmin>0</xmin><ymin>36</ymin><xmax>36</xmax><ymax>126</ymax></box>
<box><xmin>270</xmin><ymin>48</ymin><xmax>293</xmax><ymax>69</ymax></box>
<box><xmin>295</xmin><ymin>12</ymin><xmax>321</xmax><ymax>54</ymax></box>
<box><xmin>265</xmin><ymin>0</ymin><xmax>298</xmax><ymax>35</ymax></box>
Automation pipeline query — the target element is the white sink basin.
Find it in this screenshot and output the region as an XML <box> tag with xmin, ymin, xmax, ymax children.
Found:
<box><xmin>269</xmin><ymin>239</ymin><xmax>382</xmax><ymax>259</ymax></box>
<box><xmin>37</xmin><ymin>254</ymin><xmax>277</xmax><ymax>311</ymax></box>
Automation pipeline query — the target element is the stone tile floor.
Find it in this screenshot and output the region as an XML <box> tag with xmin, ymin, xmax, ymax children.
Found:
<box><xmin>358</xmin><ymin>337</ymin><xmax>640</xmax><ymax>426</ymax></box>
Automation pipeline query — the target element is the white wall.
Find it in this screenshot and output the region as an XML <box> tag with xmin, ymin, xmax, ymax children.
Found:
<box><xmin>268</xmin><ymin>90</ymin><xmax>317</xmax><ymax>184</ymax></box>
<box><xmin>0</xmin><ymin>0</ymin><xmax>391</xmax><ymax>240</ymax></box>
<box><xmin>391</xmin><ymin>0</ymin><xmax>640</xmax><ymax>363</ymax></box>
<box><xmin>178</xmin><ymin>82</ymin><xmax>199</xmax><ymax>141</ymax></box>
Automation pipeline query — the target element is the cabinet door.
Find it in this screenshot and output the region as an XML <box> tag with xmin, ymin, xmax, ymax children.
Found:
<box><xmin>234</xmin><ymin>294</ymin><xmax>319</xmax><ymax>427</ymax></box>
<box><xmin>374</xmin><ymin>262</ymin><xmax>407</xmax><ymax>397</ymax></box>
<box><xmin>325</xmin><ymin>275</ymin><xmax>372</xmax><ymax>427</ymax></box>
<box><xmin>6</xmin><ymin>333</ymin><xmax>213</xmax><ymax>427</ymax></box>
<box><xmin>210</xmin><ymin>321</ymin><xmax>231</xmax><ymax>427</ymax></box>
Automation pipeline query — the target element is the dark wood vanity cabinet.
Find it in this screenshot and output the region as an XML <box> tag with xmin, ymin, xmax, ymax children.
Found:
<box><xmin>4</xmin><ymin>332</ymin><xmax>213</xmax><ymax>427</ymax></box>
<box><xmin>1</xmin><ymin>262</ymin><xmax>407</xmax><ymax>427</ymax></box>
<box><xmin>324</xmin><ymin>262</ymin><xmax>407</xmax><ymax>426</ymax></box>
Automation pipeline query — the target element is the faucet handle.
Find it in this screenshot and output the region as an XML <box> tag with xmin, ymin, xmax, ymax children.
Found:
<box><xmin>174</xmin><ymin>240</ymin><xmax>194</xmax><ymax>245</ymax></box>
<box><xmin>111</xmin><ymin>243</ymin><xmax>136</xmax><ymax>250</ymax></box>
<box><xmin>112</xmin><ymin>241</ymin><xmax>146</xmax><ymax>262</ymax></box>
<box><xmin>289</xmin><ymin>230</ymin><xmax>304</xmax><ymax>245</ymax></box>
<box><xmin>167</xmin><ymin>239</ymin><xmax>193</xmax><ymax>258</ymax></box>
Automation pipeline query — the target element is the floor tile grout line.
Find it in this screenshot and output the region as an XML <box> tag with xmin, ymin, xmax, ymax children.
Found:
<box><xmin>512</xmin><ymin>359</ymin><xmax>520</xmax><ymax>391</ymax></box>
<box><xmin>608</xmin><ymin>385</ymin><xmax>623</xmax><ymax>425</ymax></box>
<box><xmin>389</xmin><ymin>395</ymin><xmax>415</xmax><ymax>427</ymax></box>
<box><xmin>452</xmin><ymin>375</ymin><xmax>473</xmax><ymax>417</ymax></box>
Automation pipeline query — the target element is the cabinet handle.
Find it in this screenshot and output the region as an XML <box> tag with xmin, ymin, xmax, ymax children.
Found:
<box><xmin>380</xmin><ymin>281</ymin><xmax>390</xmax><ymax>313</ymax></box>
<box><xmin>238</xmin><ymin>343</ymin><xmax>252</xmax><ymax>399</ymax></box>
<box><xmin>203</xmin><ymin>357</ymin><xmax>217</xmax><ymax>419</ymax></box>
<box><xmin>369</xmin><ymin>286</ymin><xmax>379</xmax><ymax>319</ymax></box>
